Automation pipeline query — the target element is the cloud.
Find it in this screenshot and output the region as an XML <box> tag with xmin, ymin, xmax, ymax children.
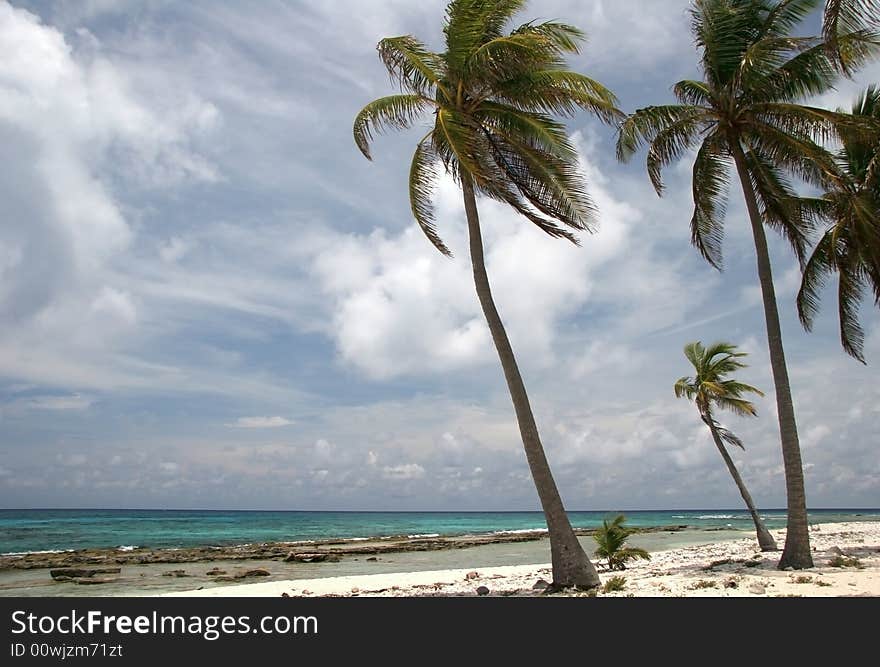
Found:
<box><xmin>228</xmin><ymin>416</ymin><xmax>294</xmax><ymax>429</ymax></box>
<box><xmin>21</xmin><ymin>394</ymin><xmax>94</xmax><ymax>411</ymax></box>
<box><xmin>382</xmin><ymin>463</ymin><xmax>426</xmax><ymax>481</ymax></box>
<box><xmin>1</xmin><ymin>1</ymin><xmax>877</xmax><ymax>512</ymax></box>
<box><xmin>0</xmin><ymin>1</ymin><xmax>217</xmax><ymax>391</ymax></box>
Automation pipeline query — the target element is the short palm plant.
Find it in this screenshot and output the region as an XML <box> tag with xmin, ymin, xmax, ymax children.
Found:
<box><xmin>797</xmin><ymin>84</ymin><xmax>880</xmax><ymax>362</ymax></box>
<box><xmin>593</xmin><ymin>514</ymin><xmax>651</xmax><ymax>571</ymax></box>
<box><xmin>353</xmin><ymin>0</ymin><xmax>621</xmax><ymax>589</ymax></box>
<box><xmin>675</xmin><ymin>341</ymin><xmax>777</xmax><ymax>551</ymax></box>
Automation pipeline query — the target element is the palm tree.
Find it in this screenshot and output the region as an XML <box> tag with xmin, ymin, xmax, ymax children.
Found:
<box><xmin>592</xmin><ymin>514</ymin><xmax>651</xmax><ymax>571</ymax></box>
<box><xmin>674</xmin><ymin>341</ymin><xmax>778</xmax><ymax>551</ymax></box>
<box><xmin>616</xmin><ymin>0</ymin><xmax>876</xmax><ymax>570</ymax></box>
<box><xmin>822</xmin><ymin>0</ymin><xmax>880</xmax><ymax>74</ymax></box>
<box><xmin>352</xmin><ymin>0</ymin><xmax>620</xmax><ymax>589</ymax></box>
<box><xmin>797</xmin><ymin>85</ymin><xmax>880</xmax><ymax>362</ymax></box>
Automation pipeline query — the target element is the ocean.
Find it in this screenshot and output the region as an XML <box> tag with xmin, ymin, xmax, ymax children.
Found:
<box><xmin>3</xmin><ymin>508</ymin><xmax>879</xmax><ymax>555</ymax></box>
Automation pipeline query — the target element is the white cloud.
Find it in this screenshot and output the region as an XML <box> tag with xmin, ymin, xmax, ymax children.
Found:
<box><xmin>0</xmin><ymin>1</ymin><xmax>217</xmax><ymax>390</ymax></box>
<box><xmin>228</xmin><ymin>416</ymin><xmax>294</xmax><ymax>429</ymax></box>
<box><xmin>382</xmin><ymin>463</ymin><xmax>426</xmax><ymax>481</ymax></box>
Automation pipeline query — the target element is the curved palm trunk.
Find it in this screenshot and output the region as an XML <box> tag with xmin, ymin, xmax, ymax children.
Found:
<box><xmin>731</xmin><ymin>142</ymin><xmax>813</xmax><ymax>569</ymax></box>
<box><xmin>701</xmin><ymin>411</ymin><xmax>777</xmax><ymax>551</ymax></box>
<box><xmin>461</xmin><ymin>176</ymin><xmax>600</xmax><ymax>589</ymax></box>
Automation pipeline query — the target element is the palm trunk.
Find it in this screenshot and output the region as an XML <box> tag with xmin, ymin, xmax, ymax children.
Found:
<box><xmin>730</xmin><ymin>142</ymin><xmax>813</xmax><ymax>569</ymax></box>
<box><xmin>461</xmin><ymin>176</ymin><xmax>600</xmax><ymax>589</ymax></box>
<box><xmin>701</xmin><ymin>411</ymin><xmax>777</xmax><ymax>551</ymax></box>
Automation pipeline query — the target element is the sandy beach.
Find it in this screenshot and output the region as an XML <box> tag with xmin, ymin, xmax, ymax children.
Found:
<box><xmin>164</xmin><ymin>521</ymin><xmax>880</xmax><ymax>598</ymax></box>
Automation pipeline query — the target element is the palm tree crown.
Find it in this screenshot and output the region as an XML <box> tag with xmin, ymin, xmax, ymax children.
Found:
<box><xmin>353</xmin><ymin>0</ymin><xmax>621</xmax><ymax>256</ymax></box>
<box><xmin>797</xmin><ymin>84</ymin><xmax>880</xmax><ymax>362</ymax></box>
<box><xmin>675</xmin><ymin>341</ymin><xmax>765</xmax><ymax>420</ymax></box>
<box><xmin>617</xmin><ymin>0</ymin><xmax>877</xmax><ymax>271</ymax></box>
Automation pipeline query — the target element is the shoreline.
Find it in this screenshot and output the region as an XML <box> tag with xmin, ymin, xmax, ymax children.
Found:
<box><xmin>165</xmin><ymin>521</ymin><xmax>880</xmax><ymax>598</ymax></box>
<box><xmin>0</xmin><ymin>525</ymin><xmax>742</xmax><ymax>597</ymax></box>
<box><xmin>0</xmin><ymin>524</ymin><xmax>692</xmax><ymax>571</ymax></box>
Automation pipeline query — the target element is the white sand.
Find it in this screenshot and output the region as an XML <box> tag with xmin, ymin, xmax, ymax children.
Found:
<box><xmin>164</xmin><ymin>521</ymin><xmax>880</xmax><ymax>598</ymax></box>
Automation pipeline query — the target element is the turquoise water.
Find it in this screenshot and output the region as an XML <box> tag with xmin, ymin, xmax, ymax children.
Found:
<box><xmin>2</xmin><ymin>508</ymin><xmax>878</xmax><ymax>554</ymax></box>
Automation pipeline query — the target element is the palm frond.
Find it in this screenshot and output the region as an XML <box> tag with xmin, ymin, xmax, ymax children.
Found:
<box><xmin>674</xmin><ymin>79</ymin><xmax>714</xmax><ymax>106</ymax></box>
<box><xmin>495</xmin><ymin>70</ymin><xmax>622</xmax><ymax>123</ymax></box>
<box><xmin>797</xmin><ymin>226</ymin><xmax>836</xmax><ymax>330</ymax></box>
<box><xmin>647</xmin><ymin>112</ymin><xmax>707</xmax><ymax>195</ymax></box>
<box><xmin>378</xmin><ymin>36</ymin><xmax>445</xmax><ymax>96</ymax></box>
<box><xmin>409</xmin><ymin>136</ymin><xmax>452</xmax><ymax>257</ymax></box>
<box><xmin>824</xmin><ymin>0</ymin><xmax>880</xmax><ymax>74</ymax></box>
<box><xmin>716</xmin><ymin>423</ymin><xmax>747</xmax><ymax>449</ymax></box>
<box><xmin>742</xmin><ymin>148</ymin><xmax>813</xmax><ymax>265</ymax></box>
<box><xmin>616</xmin><ymin>104</ymin><xmax>706</xmax><ymax>163</ymax></box>
<box><xmin>837</xmin><ymin>253</ymin><xmax>868</xmax><ymax>361</ymax></box>
<box><xmin>511</xmin><ymin>20</ymin><xmax>585</xmax><ymax>53</ymax></box>
<box><xmin>690</xmin><ymin>134</ymin><xmax>731</xmax><ymax>270</ymax></box>
<box><xmin>353</xmin><ymin>94</ymin><xmax>433</xmax><ymax>160</ymax></box>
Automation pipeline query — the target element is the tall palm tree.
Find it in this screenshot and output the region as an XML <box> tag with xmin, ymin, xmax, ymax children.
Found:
<box><xmin>822</xmin><ymin>0</ymin><xmax>880</xmax><ymax>74</ymax></box>
<box><xmin>352</xmin><ymin>0</ymin><xmax>620</xmax><ymax>588</ymax></box>
<box><xmin>616</xmin><ymin>0</ymin><xmax>877</xmax><ymax>569</ymax></box>
<box><xmin>675</xmin><ymin>342</ymin><xmax>778</xmax><ymax>551</ymax></box>
<box><xmin>797</xmin><ymin>85</ymin><xmax>880</xmax><ymax>362</ymax></box>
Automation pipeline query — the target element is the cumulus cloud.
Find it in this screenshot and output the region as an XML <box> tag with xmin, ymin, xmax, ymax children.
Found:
<box><xmin>0</xmin><ymin>1</ymin><xmax>217</xmax><ymax>390</ymax></box>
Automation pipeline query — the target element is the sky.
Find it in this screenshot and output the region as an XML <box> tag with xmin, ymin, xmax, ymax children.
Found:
<box><xmin>0</xmin><ymin>0</ymin><xmax>878</xmax><ymax>511</ymax></box>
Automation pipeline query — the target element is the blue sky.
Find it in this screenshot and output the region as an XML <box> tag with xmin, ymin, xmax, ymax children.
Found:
<box><xmin>1</xmin><ymin>0</ymin><xmax>878</xmax><ymax>511</ymax></box>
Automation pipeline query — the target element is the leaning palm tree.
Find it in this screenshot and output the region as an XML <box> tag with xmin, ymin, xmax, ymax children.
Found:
<box><xmin>616</xmin><ymin>0</ymin><xmax>877</xmax><ymax>570</ymax></box>
<box><xmin>353</xmin><ymin>0</ymin><xmax>621</xmax><ymax>588</ymax></box>
<box><xmin>797</xmin><ymin>85</ymin><xmax>880</xmax><ymax>362</ymax></box>
<box><xmin>822</xmin><ymin>0</ymin><xmax>880</xmax><ymax>74</ymax></box>
<box><xmin>675</xmin><ymin>342</ymin><xmax>778</xmax><ymax>551</ymax></box>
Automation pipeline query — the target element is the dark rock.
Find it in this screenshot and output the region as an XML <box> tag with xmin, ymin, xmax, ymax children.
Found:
<box><xmin>366</xmin><ymin>557</ymin><xmax>378</xmax><ymax>562</ymax></box>
<box><xmin>206</xmin><ymin>568</ymin><xmax>227</xmax><ymax>576</ymax></box>
<box><xmin>50</xmin><ymin>568</ymin><xmax>120</xmax><ymax>580</ymax></box>
<box><xmin>72</xmin><ymin>577</ymin><xmax>116</xmax><ymax>585</ymax></box>
<box><xmin>465</xmin><ymin>571</ymin><xmax>479</xmax><ymax>580</ymax></box>
<box><xmin>239</xmin><ymin>568</ymin><xmax>271</xmax><ymax>578</ymax></box>
<box><xmin>281</xmin><ymin>592</ymin><xmax>290</xmax><ymax>597</ymax></box>
<box><xmin>532</xmin><ymin>578</ymin><xmax>550</xmax><ymax>590</ymax></box>
<box><xmin>476</xmin><ymin>586</ymin><xmax>490</xmax><ymax>596</ymax></box>
<box><xmin>827</xmin><ymin>546</ymin><xmax>844</xmax><ymax>556</ymax></box>
<box><xmin>161</xmin><ymin>570</ymin><xmax>190</xmax><ymax>577</ymax></box>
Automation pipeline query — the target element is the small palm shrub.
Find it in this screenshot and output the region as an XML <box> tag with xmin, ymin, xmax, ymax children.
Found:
<box><xmin>602</xmin><ymin>576</ymin><xmax>627</xmax><ymax>593</ymax></box>
<box><xmin>593</xmin><ymin>514</ymin><xmax>651</xmax><ymax>571</ymax></box>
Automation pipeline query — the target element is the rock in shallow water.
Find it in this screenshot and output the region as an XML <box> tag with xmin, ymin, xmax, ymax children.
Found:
<box><xmin>50</xmin><ymin>567</ymin><xmax>121</xmax><ymax>580</ymax></box>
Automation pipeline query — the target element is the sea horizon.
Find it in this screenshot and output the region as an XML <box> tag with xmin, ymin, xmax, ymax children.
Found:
<box><xmin>3</xmin><ymin>507</ymin><xmax>879</xmax><ymax>555</ymax></box>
